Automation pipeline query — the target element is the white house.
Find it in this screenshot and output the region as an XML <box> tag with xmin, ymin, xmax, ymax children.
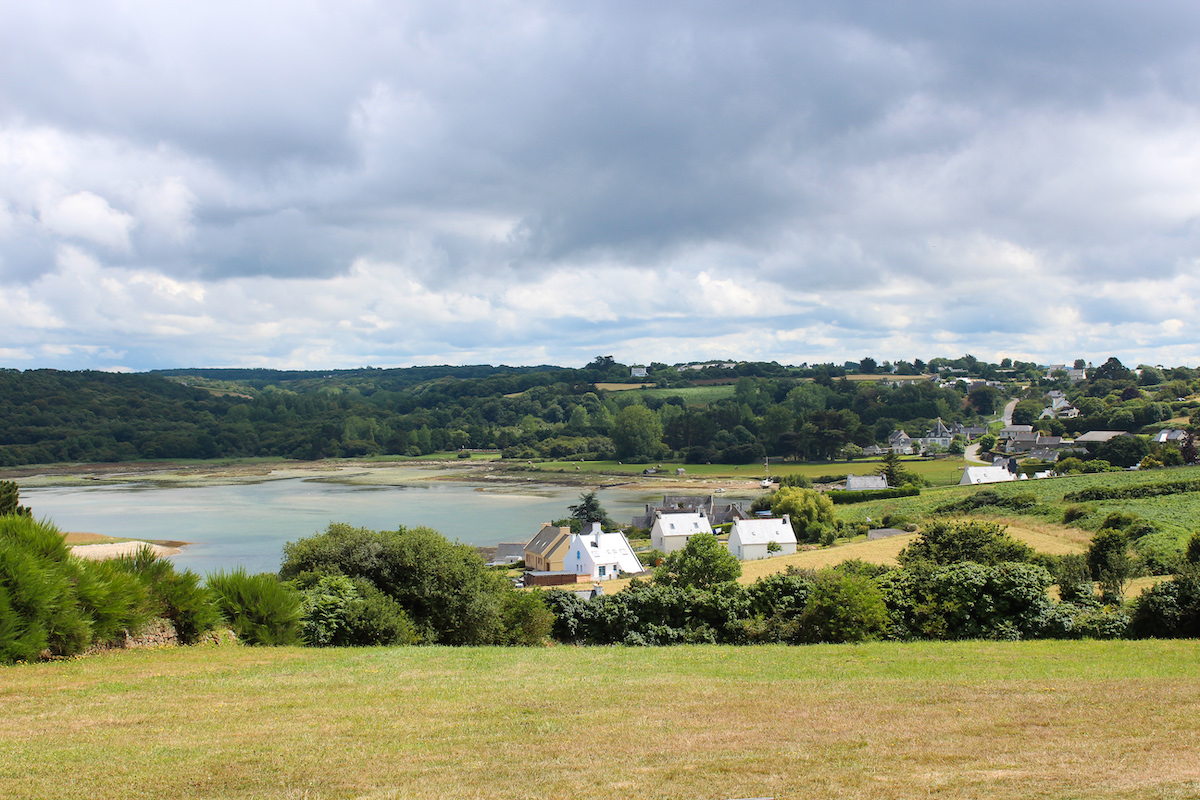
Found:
<box><xmin>845</xmin><ymin>474</ymin><xmax>888</xmax><ymax>491</ymax></box>
<box><xmin>959</xmin><ymin>466</ymin><xmax>1016</xmax><ymax>486</ymax></box>
<box><xmin>650</xmin><ymin>511</ymin><xmax>713</xmax><ymax>554</ymax></box>
<box><xmin>563</xmin><ymin>522</ymin><xmax>644</xmax><ymax>581</ymax></box>
<box><xmin>727</xmin><ymin>516</ymin><xmax>797</xmax><ymax>561</ymax></box>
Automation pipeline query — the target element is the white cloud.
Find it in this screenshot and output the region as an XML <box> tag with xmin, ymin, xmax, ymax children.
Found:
<box><xmin>4</xmin><ymin>1</ymin><xmax>1200</xmax><ymax>370</ymax></box>
<box><xmin>38</xmin><ymin>190</ymin><xmax>137</xmax><ymax>251</ymax></box>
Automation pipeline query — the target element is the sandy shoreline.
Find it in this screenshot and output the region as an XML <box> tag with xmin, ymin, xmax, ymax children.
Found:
<box><xmin>71</xmin><ymin>540</ymin><xmax>185</xmax><ymax>560</ymax></box>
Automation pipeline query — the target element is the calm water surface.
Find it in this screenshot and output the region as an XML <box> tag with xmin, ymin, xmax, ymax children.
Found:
<box><xmin>22</xmin><ymin>479</ymin><xmax>709</xmax><ymax>575</ymax></box>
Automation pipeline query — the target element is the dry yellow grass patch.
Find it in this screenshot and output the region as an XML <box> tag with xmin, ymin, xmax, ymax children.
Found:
<box><xmin>593</xmin><ymin>382</ymin><xmax>654</xmax><ymax>391</ymax></box>
<box><xmin>3</xmin><ymin>642</ymin><xmax>1199</xmax><ymax>800</ymax></box>
<box><xmin>985</xmin><ymin>516</ymin><xmax>1092</xmax><ymax>555</ymax></box>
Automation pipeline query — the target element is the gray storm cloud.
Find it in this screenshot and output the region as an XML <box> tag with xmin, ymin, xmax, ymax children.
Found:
<box><xmin>2</xmin><ymin>1</ymin><xmax>1200</xmax><ymax>370</ymax></box>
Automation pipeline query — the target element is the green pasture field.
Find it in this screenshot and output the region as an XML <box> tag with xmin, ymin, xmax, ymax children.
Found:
<box><xmin>3</xmin><ymin>641</ymin><xmax>1198</xmax><ymax>800</ymax></box>
<box><xmin>835</xmin><ymin>465</ymin><xmax>1200</xmax><ymax>539</ymax></box>
<box><xmin>629</xmin><ymin>384</ymin><xmax>737</xmax><ymax>404</ymax></box>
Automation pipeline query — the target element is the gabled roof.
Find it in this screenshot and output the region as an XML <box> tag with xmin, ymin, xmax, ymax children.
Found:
<box><xmin>525</xmin><ymin>524</ymin><xmax>571</xmax><ymax>558</ymax></box>
<box><xmin>845</xmin><ymin>474</ymin><xmax>889</xmax><ymax>491</ymax></box>
<box><xmin>959</xmin><ymin>467</ymin><xmax>1017</xmax><ymax>485</ymax></box>
<box><xmin>730</xmin><ymin>517</ymin><xmax>797</xmax><ymax>545</ymax></box>
<box><xmin>1073</xmin><ymin>430</ymin><xmax>1130</xmax><ymax>443</ymax></box>
<box><xmin>570</xmin><ymin>530</ymin><xmax>644</xmax><ymax>574</ymax></box>
<box><xmin>927</xmin><ymin>417</ymin><xmax>953</xmax><ymax>438</ymax></box>
<box><xmin>653</xmin><ymin>511</ymin><xmax>713</xmax><ymax>536</ymax></box>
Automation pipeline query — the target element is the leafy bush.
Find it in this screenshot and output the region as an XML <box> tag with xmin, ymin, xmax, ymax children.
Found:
<box><xmin>1064</xmin><ymin>478</ymin><xmax>1200</xmax><ymax>503</ymax></box>
<box><xmin>897</xmin><ymin>520</ymin><xmax>1036</xmax><ymax>568</ymax></box>
<box><xmin>1086</xmin><ymin>528</ymin><xmax>1133</xmax><ymax>603</ymax></box>
<box><xmin>1062</xmin><ymin>504</ymin><xmax>1092</xmax><ymax>524</ymax></box>
<box><xmin>827</xmin><ymin>486</ymin><xmax>921</xmax><ymax>504</ymax></box>
<box><xmin>207</xmin><ymin>568</ymin><xmax>302</xmax><ymax>646</ymax></box>
<box><xmin>1054</xmin><ymin>554</ymin><xmax>1094</xmax><ymax>604</ymax></box>
<box><xmin>1132</xmin><ymin>532</ymin><xmax>1185</xmax><ymax>576</ymax></box>
<box><xmin>771</xmin><ymin>487</ymin><xmax>837</xmax><ymax>543</ymax></box>
<box><xmin>0</xmin><ymin>480</ymin><xmax>32</xmax><ymax>517</ymax></box>
<box><xmin>280</xmin><ymin>523</ymin><xmax>510</xmax><ymax>645</ymax></box>
<box><xmin>653</xmin><ymin>533</ymin><xmax>741</xmax><ymax>590</ymax></box>
<box><xmin>0</xmin><ymin>515</ymin><xmax>152</xmax><ymax>662</ymax></box>
<box><xmin>499</xmin><ymin>590</ymin><xmax>554</xmax><ymax>646</ymax></box>
<box><xmin>797</xmin><ymin>569</ymin><xmax>888</xmax><ymax>644</ymax></box>
<box><xmin>297</xmin><ymin>573</ymin><xmax>416</xmax><ymax>647</ymax></box>
<box><xmin>1127</xmin><ymin>568</ymin><xmax>1200</xmax><ymax>638</ymax></box>
<box><xmin>1045</xmin><ymin>602</ymin><xmax>1130</xmax><ymax>639</ymax></box>
<box><xmin>113</xmin><ymin>545</ymin><xmax>219</xmax><ymax>644</ymax></box>
<box><xmin>934</xmin><ymin>491</ymin><xmax>1038</xmax><ymax>515</ymax></box>
<box><xmin>880</xmin><ymin>561</ymin><xmax>1055</xmax><ymax>641</ymax></box>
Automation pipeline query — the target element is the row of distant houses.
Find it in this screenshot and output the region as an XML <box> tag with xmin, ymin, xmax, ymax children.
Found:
<box><xmin>504</xmin><ymin>494</ymin><xmax>803</xmax><ymax>587</ymax></box>
<box><xmin>865</xmin><ymin>418</ymin><xmax>987</xmax><ymax>456</ymax></box>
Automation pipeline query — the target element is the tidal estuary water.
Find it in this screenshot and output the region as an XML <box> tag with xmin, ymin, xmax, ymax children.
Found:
<box><xmin>22</xmin><ymin>478</ymin><xmax>676</xmax><ymax>575</ymax></box>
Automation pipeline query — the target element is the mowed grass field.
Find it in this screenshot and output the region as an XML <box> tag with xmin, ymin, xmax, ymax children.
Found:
<box><xmin>3</xmin><ymin>641</ymin><xmax>1198</xmax><ymax>800</ymax></box>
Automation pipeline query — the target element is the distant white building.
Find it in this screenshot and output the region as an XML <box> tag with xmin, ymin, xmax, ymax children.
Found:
<box><xmin>650</xmin><ymin>512</ymin><xmax>713</xmax><ymax>554</ymax></box>
<box><xmin>959</xmin><ymin>467</ymin><xmax>1017</xmax><ymax>486</ymax></box>
<box><xmin>630</xmin><ymin>366</ymin><xmax>649</xmax><ymax>378</ymax></box>
<box><xmin>845</xmin><ymin>474</ymin><xmax>888</xmax><ymax>491</ymax></box>
<box><xmin>727</xmin><ymin>516</ymin><xmax>797</xmax><ymax>561</ymax></box>
<box><xmin>563</xmin><ymin>522</ymin><xmax>644</xmax><ymax>581</ymax></box>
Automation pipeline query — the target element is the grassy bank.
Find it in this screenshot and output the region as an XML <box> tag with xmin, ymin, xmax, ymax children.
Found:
<box><xmin>3</xmin><ymin>641</ymin><xmax>1198</xmax><ymax>799</ymax></box>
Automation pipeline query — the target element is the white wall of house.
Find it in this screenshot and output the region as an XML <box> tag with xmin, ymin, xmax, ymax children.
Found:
<box><xmin>564</xmin><ymin>524</ymin><xmax>644</xmax><ymax>580</ymax></box>
<box><xmin>650</xmin><ymin>512</ymin><xmax>713</xmax><ymax>553</ymax></box>
<box><xmin>727</xmin><ymin>516</ymin><xmax>797</xmax><ymax>561</ymax></box>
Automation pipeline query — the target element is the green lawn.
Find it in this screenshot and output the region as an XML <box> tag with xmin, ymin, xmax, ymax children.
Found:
<box><xmin>630</xmin><ymin>384</ymin><xmax>738</xmax><ymax>404</ymax></box>
<box><xmin>3</xmin><ymin>641</ymin><xmax>1198</xmax><ymax>799</ymax></box>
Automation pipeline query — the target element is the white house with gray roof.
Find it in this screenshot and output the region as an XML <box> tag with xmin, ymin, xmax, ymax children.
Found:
<box><xmin>650</xmin><ymin>511</ymin><xmax>714</xmax><ymax>554</ymax></box>
<box><xmin>727</xmin><ymin>516</ymin><xmax>797</xmax><ymax>561</ymax></box>
<box><xmin>845</xmin><ymin>474</ymin><xmax>888</xmax><ymax>491</ymax></box>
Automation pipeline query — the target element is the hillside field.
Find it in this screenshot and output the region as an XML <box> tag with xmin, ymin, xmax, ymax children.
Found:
<box><xmin>2</xmin><ymin>641</ymin><xmax>1197</xmax><ymax>800</ymax></box>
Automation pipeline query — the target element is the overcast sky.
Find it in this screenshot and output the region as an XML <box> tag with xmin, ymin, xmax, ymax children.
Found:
<box><xmin>3</xmin><ymin>1</ymin><xmax>1200</xmax><ymax>372</ymax></box>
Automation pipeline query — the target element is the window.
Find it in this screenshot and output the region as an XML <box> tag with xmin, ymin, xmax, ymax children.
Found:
<box><xmin>598</xmin><ymin>566</ymin><xmax>606</xmax><ymax>576</ymax></box>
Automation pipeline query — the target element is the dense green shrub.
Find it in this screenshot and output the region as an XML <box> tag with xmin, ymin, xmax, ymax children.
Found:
<box><xmin>827</xmin><ymin>486</ymin><xmax>920</xmax><ymax>504</ymax></box>
<box><xmin>113</xmin><ymin>545</ymin><xmax>219</xmax><ymax>644</ymax></box>
<box><xmin>653</xmin><ymin>533</ymin><xmax>741</xmax><ymax>590</ymax></box>
<box><xmin>1062</xmin><ymin>504</ymin><xmax>1092</xmax><ymax>524</ymax></box>
<box><xmin>207</xmin><ymin>568</ymin><xmax>302</xmax><ymax>646</ymax></box>
<box><xmin>1054</xmin><ymin>554</ymin><xmax>1094</xmax><ymax>604</ymax></box>
<box><xmin>1133</xmin><ymin>532</ymin><xmax>1185</xmax><ymax>576</ymax></box>
<box><xmin>0</xmin><ymin>515</ymin><xmax>152</xmax><ymax>662</ymax></box>
<box><xmin>898</xmin><ymin>520</ymin><xmax>1036</xmax><ymax>568</ymax></box>
<box><xmin>1064</xmin><ymin>478</ymin><xmax>1200</xmax><ymax>503</ymax></box>
<box><xmin>1127</xmin><ymin>568</ymin><xmax>1200</xmax><ymax>638</ymax></box>
<box><xmin>797</xmin><ymin>569</ymin><xmax>888</xmax><ymax>643</ymax></box>
<box><xmin>0</xmin><ymin>481</ymin><xmax>32</xmax><ymax>517</ymax></box>
<box><xmin>499</xmin><ymin>590</ymin><xmax>554</xmax><ymax>646</ymax></box>
<box><xmin>280</xmin><ymin>523</ymin><xmax>510</xmax><ymax>645</ymax></box>
<box><xmin>880</xmin><ymin>561</ymin><xmax>1055</xmax><ymax>641</ymax></box>
<box><xmin>934</xmin><ymin>491</ymin><xmax>1038</xmax><ymax>515</ymax></box>
<box><xmin>1187</xmin><ymin>532</ymin><xmax>1200</xmax><ymax>565</ymax></box>
<box><xmin>296</xmin><ymin>574</ymin><xmax>416</xmax><ymax>647</ymax></box>
<box><xmin>1045</xmin><ymin>602</ymin><xmax>1130</xmax><ymax>639</ymax></box>
<box><xmin>770</xmin><ymin>487</ymin><xmax>837</xmax><ymax>543</ymax></box>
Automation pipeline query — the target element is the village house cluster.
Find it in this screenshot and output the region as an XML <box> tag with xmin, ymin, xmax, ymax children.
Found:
<box><xmin>507</xmin><ymin>493</ymin><xmax>803</xmax><ymax>589</ymax></box>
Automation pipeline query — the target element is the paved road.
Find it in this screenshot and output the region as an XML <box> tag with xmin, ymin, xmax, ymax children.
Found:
<box><xmin>1001</xmin><ymin>397</ymin><xmax>1018</xmax><ymax>426</ymax></box>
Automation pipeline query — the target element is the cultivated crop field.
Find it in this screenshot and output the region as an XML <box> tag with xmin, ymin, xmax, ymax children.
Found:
<box><xmin>3</xmin><ymin>641</ymin><xmax>1198</xmax><ymax>800</ymax></box>
<box><xmin>837</xmin><ymin>465</ymin><xmax>1200</xmax><ymax>538</ymax></box>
